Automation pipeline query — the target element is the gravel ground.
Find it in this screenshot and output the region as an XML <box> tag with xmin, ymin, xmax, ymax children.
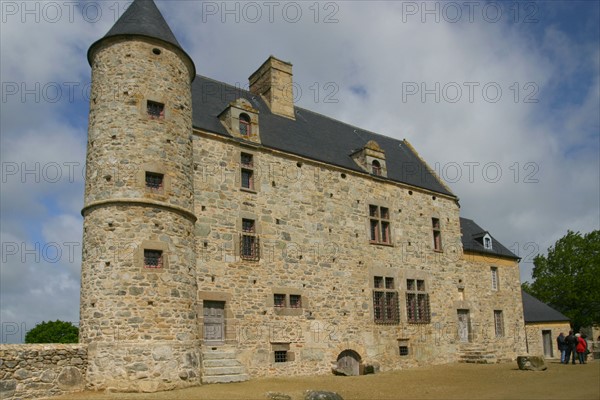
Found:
<box><xmin>57</xmin><ymin>360</ymin><xmax>600</xmax><ymax>400</ymax></box>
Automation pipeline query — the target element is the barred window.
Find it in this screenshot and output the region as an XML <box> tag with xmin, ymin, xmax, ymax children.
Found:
<box><xmin>240</xmin><ymin>218</ymin><xmax>259</xmax><ymax>261</ymax></box>
<box><xmin>239</xmin><ymin>113</ymin><xmax>251</xmax><ymax>136</ymax></box>
<box><xmin>290</xmin><ymin>294</ymin><xmax>302</xmax><ymax>308</ymax></box>
<box><xmin>406</xmin><ymin>279</ymin><xmax>430</xmax><ymax>323</ymax></box>
<box><xmin>144</xmin><ymin>249</ymin><xmax>163</xmax><ymax>269</ymax></box>
<box><xmin>145</xmin><ymin>172</ymin><xmax>164</xmax><ymax>192</ymax></box>
<box><xmin>274</xmin><ymin>293</ymin><xmax>286</xmax><ymax>308</ymax></box>
<box><xmin>274</xmin><ymin>350</ymin><xmax>287</xmax><ymax>363</ymax></box>
<box><xmin>147</xmin><ymin>100</ymin><xmax>164</xmax><ymax>119</ymax></box>
<box><xmin>369</xmin><ymin>205</ymin><xmax>391</xmax><ymax>244</ymax></box>
<box><xmin>494</xmin><ymin>310</ymin><xmax>504</xmax><ymax>337</ymax></box>
<box><xmin>241</xmin><ymin>153</ymin><xmax>254</xmax><ymax>190</ymax></box>
<box><xmin>373</xmin><ymin>276</ymin><xmax>399</xmax><ymax>324</ymax></box>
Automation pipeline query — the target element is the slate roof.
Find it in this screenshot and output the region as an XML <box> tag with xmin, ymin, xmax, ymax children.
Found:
<box><xmin>88</xmin><ymin>0</ymin><xmax>195</xmax><ymax>76</ymax></box>
<box><xmin>191</xmin><ymin>76</ymin><xmax>455</xmax><ymax>196</ymax></box>
<box><xmin>522</xmin><ymin>290</ymin><xmax>570</xmax><ymax>323</ymax></box>
<box><xmin>460</xmin><ymin>217</ymin><xmax>519</xmax><ymax>259</ymax></box>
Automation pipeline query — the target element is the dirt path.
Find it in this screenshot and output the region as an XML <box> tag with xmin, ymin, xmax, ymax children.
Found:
<box><xmin>57</xmin><ymin>360</ymin><xmax>600</xmax><ymax>400</ymax></box>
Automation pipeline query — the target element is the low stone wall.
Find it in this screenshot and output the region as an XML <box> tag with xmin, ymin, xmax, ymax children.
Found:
<box><xmin>0</xmin><ymin>344</ymin><xmax>87</xmax><ymax>399</ymax></box>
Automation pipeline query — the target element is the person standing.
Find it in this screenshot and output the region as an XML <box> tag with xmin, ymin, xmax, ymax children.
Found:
<box><xmin>575</xmin><ymin>333</ymin><xmax>587</xmax><ymax>364</ymax></box>
<box><xmin>564</xmin><ymin>331</ymin><xmax>577</xmax><ymax>364</ymax></box>
<box><xmin>557</xmin><ymin>332</ymin><xmax>567</xmax><ymax>363</ymax></box>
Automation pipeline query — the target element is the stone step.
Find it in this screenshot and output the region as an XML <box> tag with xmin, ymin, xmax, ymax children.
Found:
<box><xmin>202</xmin><ymin>351</ymin><xmax>237</xmax><ymax>360</ymax></box>
<box><xmin>203</xmin><ymin>366</ymin><xmax>246</xmax><ymax>376</ymax></box>
<box><xmin>203</xmin><ymin>358</ymin><xmax>242</xmax><ymax>368</ymax></box>
<box><xmin>201</xmin><ymin>374</ymin><xmax>250</xmax><ymax>384</ymax></box>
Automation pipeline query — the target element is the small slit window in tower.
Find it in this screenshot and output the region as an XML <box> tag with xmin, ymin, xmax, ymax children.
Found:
<box><xmin>147</xmin><ymin>100</ymin><xmax>165</xmax><ymax>119</ymax></box>
<box><xmin>144</xmin><ymin>249</ymin><xmax>163</xmax><ymax>269</ymax></box>
<box><xmin>239</xmin><ymin>113</ymin><xmax>251</xmax><ymax>136</ymax></box>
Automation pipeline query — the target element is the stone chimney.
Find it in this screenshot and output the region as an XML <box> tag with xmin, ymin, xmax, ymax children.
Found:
<box><xmin>249</xmin><ymin>56</ymin><xmax>295</xmax><ymax>120</ymax></box>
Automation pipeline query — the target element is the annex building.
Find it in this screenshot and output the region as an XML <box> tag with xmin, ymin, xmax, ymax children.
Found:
<box><xmin>76</xmin><ymin>0</ymin><xmax>527</xmax><ymax>392</ymax></box>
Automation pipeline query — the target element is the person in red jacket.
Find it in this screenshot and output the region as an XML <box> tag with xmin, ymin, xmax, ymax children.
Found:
<box><xmin>575</xmin><ymin>333</ymin><xmax>587</xmax><ymax>364</ymax></box>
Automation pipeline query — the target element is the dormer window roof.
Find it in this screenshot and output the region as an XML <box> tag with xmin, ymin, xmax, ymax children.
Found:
<box><xmin>218</xmin><ymin>98</ymin><xmax>260</xmax><ymax>143</ymax></box>
<box><xmin>351</xmin><ymin>140</ymin><xmax>387</xmax><ymax>178</ymax></box>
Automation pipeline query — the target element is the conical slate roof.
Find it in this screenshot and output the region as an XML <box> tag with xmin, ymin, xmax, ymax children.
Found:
<box><xmin>88</xmin><ymin>0</ymin><xmax>195</xmax><ymax>77</ymax></box>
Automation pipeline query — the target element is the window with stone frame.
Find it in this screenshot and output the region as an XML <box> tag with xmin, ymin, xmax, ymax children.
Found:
<box><xmin>432</xmin><ymin>218</ymin><xmax>442</xmax><ymax>251</ymax></box>
<box><xmin>147</xmin><ymin>100</ymin><xmax>165</xmax><ymax>119</ymax></box>
<box><xmin>406</xmin><ymin>279</ymin><xmax>431</xmax><ymax>323</ymax></box>
<box><xmin>273</xmin><ymin>293</ymin><xmax>302</xmax><ymax>310</ymax></box>
<box><xmin>239</xmin><ymin>113</ymin><xmax>251</xmax><ymax>136</ymax></box>
<box><xmin>373</xmin><ymin>276</ymin><xmax>399</xmax><ymax>324</ymax></box>
<box><xmin>145</xmin><ymin>172</ymin><xmax>164</xmax><ymax>192</ymax></box>
<box><xmin>240</xmin><ymin>218</ymin><xmax>259</xmax><ymax>261</ymax></box>
<box><xmin>240</xmin><ymin>152</ymin><xmax>255</xmax><ymax>190</ymax></box>
<box><xmin>143</xmin><ymin>249</ymin><xmax>163</xmax><ymax>269</ymax></box>
<box><xmin>369</xmin><ymin>205</ymin><xmax>391</xmax><ymax>244</ymax></box>
<box><xmin>491</xmin><ymin>267</ymin><xmax>499</xmax><ymax>291</ymax></box>
<box><xmin>494</xmin><ymin>310</ymin><xmax>504</xmax><ymax>337</ymax></box>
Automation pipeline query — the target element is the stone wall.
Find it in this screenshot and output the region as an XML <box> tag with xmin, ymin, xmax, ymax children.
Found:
<box><xmin>525</xmin><ymin>322</ymin><xmax>571</xmax><ymax>359</ymax></box>
<box><xmin>0</xmin><ymin>344</ymin><xmax>86</xmax><ymax>399</ymax></box>
<box><xmin>192</xmin><ymin>131</ymin><xmax>526</xmax><ymax>377</ymax></box>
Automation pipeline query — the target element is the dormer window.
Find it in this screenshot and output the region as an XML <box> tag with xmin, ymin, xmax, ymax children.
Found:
<box><xmin>239</xmin><ymin>113</ymin><xmax>251</xmax><ymax>136</ymax></box>
<box><xmin>218</xmin><ymin>98</ymin><xmax>260</xmax><ymax>143</ymax></box>
<box><xmin>372</xmin><ymin>160</ymin><xmax>382</xmax><ymax>176</ymax></box>
<box><xmin>483</xmin><ymin>234</ymin><xmax>493</xmax><ymax>250</ymax></box>
<box><xmin>351</xmin><ymin>140</ymin><xmax>387</xmax><ymax>178</ymax></box>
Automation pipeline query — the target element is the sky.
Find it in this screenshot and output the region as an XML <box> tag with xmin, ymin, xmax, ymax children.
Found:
<box><xmin>1</xmin><ymin>0</ymin><xmax>599</xmax><ymax>343</ymax></box>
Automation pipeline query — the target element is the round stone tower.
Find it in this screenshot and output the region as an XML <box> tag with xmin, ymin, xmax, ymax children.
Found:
<box><xmin>80</xmin><ymin>0</ymin><xmax>199</xmax><ymax>391</ymax></box>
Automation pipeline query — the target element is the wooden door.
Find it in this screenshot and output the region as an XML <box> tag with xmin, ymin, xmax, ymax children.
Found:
<box><xmin>542</xmin><ymin>330</ymin><xmax>553</xmax><ymax>358</ymax></box>
<box><xmin>457</xmin><ymin>310</ymin><xmax>471</xmax><ymax>343</ymax></box>
<box><xmin>203</xmin><ymin>301</ymin><xmax>225</xmax><ymax>343</ymax></box>
<box><xmin>336</xmin><ymin>350</ymin><xmax>360</xmax><ymax>376</ymax></box>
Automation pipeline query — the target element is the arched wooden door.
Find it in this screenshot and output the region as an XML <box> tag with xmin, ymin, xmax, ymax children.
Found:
<box><xmin>336</xmin><ymin>350</ymin><xmax>361</xmax><ymax>376</ymax></box>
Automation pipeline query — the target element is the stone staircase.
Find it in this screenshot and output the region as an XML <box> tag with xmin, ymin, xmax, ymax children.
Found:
<box><xmin>458</xmin><ymin>344</ymin><xmax>497</xmax><ymax>364</ymax></box>
<box><xmin>201</xmin><ymin>346</ymin><xmax>249</xmax><ymax>384</ymax></box>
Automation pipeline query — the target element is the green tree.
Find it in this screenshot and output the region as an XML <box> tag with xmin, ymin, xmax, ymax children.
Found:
<box><xmin>523</xmin><ymin>230</ymin><xmax>600</xmax><ymax>331</ymax></box>
<box><xmin>25</xmin><ymin>320</ymin><xmax>79</xmax><ymax>344</ymax></box>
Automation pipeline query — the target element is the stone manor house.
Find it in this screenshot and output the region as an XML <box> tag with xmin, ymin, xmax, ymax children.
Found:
<box><xmin>76</xmin><ymin>0</ymin><xmax>527</xmax><ymax>392</ymax></box>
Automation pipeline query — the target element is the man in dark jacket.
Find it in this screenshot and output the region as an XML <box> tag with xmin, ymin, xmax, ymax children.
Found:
<box><xmin>557</xmin><ymin>332</ymin><xmax>567</xmax><ymax>363</ymax></box>
<box><xmin>564</xmin><ymin>331</ymin><xmax>577</xmax><ymax>364</ymax></box>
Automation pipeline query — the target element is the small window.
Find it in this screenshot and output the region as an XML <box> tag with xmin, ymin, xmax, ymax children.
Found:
<box><xmin>240</xmin><ymin>218</ymin><xmax>259</xmax><ymax>261</ymax></box>
<box><xmin>491</xmin><ymin>267</ymin><xmax>499</xmax><ymax>291</ymax></box>
<box><xmin>147</xmin><ymin>100</ymin><xmax>164</xmax><ymax>119</ymax></box>
<box><xmin>369</xmin><ymin>205</ymin><xmax>391</xmax><ymax>244</ymax></box>
<box><xmin>274</xmin><ymin>294</ymin><xmax>286</xmax><ymax>308</ymax></box>
<box><xmin>483</xmin><ymin>234</ymin><xmax>493</xmax><ymax>250</ymax></box>
<box><xmin>406</xmin><ymin>278</ymin><xmax>431</xmax><ymax>324</ymax></box>
<box><xmin>372</xmin><ymin>160</ymin><xmax>382</xmax><ymax>176</ymax></box>
<box><xmin>290</xmin><ymin>294</ymin><xmax>302</xmax><ymax>308</ymax></box>
<box><xmin>494</xmin><ymin>310</ymin><xmax>504</xmax><ymax>337</ymax></box>
<box><xmin>144</xmin><ymin>249</ymin><xmax>163</xmax><ymax>269</ymax></box>
<box><xmin>145</xmin><ymin>172</ymin><xmax>164</xmax><ymax>192</ymax></box>
<box><xmin>432</xmin><ymin>218</ymin><xmax>442</xmax><ymax>251</ymax></box>
<box><xmin>274</xmin><ymin>350</ymin><xmax>287</xmax><ymax>363</ymax></box>
<box><xmin>239</xmin><ymin>113</ymin><xmax>251</xmax><ymax>136</ymax></box>
<box><xmin>373</xmin><ymin>276</ymin><xmax>399</xmax><ymax>324</ymax></box>
<box><xmin>399</xmin><ymin>346</ymin><xmax>409</xmax><ymax>356</ymax></box>
<box><xmin>241</xmin><ymin>153</ymin><xmax>254</xmax><ymax>190</ymax></box>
